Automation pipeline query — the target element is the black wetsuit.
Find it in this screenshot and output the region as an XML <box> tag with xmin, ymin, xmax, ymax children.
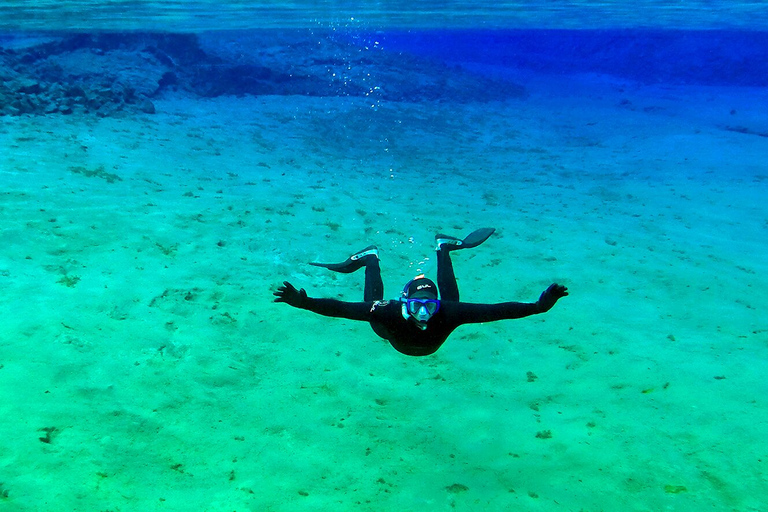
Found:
<box><xmin>295</xmin><ymin>246</ymin><xmax>542</xmax><ymax>356</ymax></box>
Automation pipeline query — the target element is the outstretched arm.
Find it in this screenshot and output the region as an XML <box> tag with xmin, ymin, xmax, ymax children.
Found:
<box><xmin>273</xmin><ymin>281</ymin><xmax>373</xmax><ymax>322</ymax></box>
<box><xmin>449</xmin><ymin>283</ymin><xmax>568</xmax><ymax>324</ymax></box>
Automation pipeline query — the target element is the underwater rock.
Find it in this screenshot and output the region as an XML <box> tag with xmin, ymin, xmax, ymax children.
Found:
<box><xmin>15</xmin><ymin>77</ymin><xmax>41</xmax><ymax>94</ymax></box>
<box><xmin>0</xmin><ymin>30</ymin><xmax>525</xmax><ymax>117</ymax></box>
<box><xmin>137</xmin><ymin>98</ymin><xmax>156</xmax><ymax>113</ymax></box>
<box><xmin>0</xmin><ymin>33</ymin><xmax>176</xmax><ymax>116</ymax></box>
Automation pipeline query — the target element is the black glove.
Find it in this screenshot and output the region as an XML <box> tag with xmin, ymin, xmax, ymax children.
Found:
<box><xmin>273</xmin><ymin>281</ymin><xmax>308</xmax><ymax>308</ymax></box>
<box><xmin>537</xmin><ymin>283</ymin><xmax>568</xmax><ymax>313</ymax></box>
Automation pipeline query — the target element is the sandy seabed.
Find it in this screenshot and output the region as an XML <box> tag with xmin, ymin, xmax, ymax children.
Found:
<box><xmin>1</xmin><ymin>69</ymin><xmax>767</xmax><ymax>511</ymax></box>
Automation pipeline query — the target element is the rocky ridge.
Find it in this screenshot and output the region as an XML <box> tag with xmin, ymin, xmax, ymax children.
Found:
<box><xmin>0</xmin><ymin>31</ymin><xmax>526</xmax><ymax>117</ymax></box>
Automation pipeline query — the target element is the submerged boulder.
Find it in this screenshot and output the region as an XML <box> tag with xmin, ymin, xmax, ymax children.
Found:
<box><xmin>0</xmin><ymin>30</ymin><xmax>526</xmax><ymax>117</ymax></box>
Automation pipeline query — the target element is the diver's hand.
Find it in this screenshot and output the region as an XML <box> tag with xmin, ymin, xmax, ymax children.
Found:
<box><xmin>274</xmin><ymin>281</ymin><xmax>308</xmax><ymax>308</ymax></box>
<box><xmin>537</xmin><ymin>283</ymin><xmax>568</xmax><ymax>313</ymax></box>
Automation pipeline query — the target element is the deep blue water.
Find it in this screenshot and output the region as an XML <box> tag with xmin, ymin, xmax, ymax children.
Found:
<box><xmin>375</xmin><ymin>30</ymin><xmax>768</xmax><ymax>86</ymax></box>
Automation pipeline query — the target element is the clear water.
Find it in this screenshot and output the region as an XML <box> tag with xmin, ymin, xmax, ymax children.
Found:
<box><xmin>2</xmin><ymin>1</ymin><xmax>768</xmax><ymax>30</ymax></box>
<box><xmin>1</xmin><ymin>2</ymin><xmax>767</xmax><ymax>512</ymax></box>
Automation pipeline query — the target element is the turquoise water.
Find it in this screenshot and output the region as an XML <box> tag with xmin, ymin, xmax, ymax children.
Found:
<box><xmin>2</xmin><ymin>1</ymin><xmax>768</xmax><ymax>30</ymax></box>
<box><xmin>1</xmin><ymin>2</ymin><xmax>768</xmax><ymax>511</ymax></box>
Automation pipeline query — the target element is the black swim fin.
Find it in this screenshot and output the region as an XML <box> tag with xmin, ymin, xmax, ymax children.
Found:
<box><xmin>436</xmin><ymin>228</ymin><xmax>495</xmax><ymax>251</ymax></box>
<box><xmin>309</xmin><ymin>245</ymin><xmax>378</xmax><ymax>273</ymax></box>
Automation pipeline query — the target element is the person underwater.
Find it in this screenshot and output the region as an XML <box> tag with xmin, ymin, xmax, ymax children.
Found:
<box><xmin>274</xmin><ymin>228</ymin><xmax>568</xmax><ymax>356</ymax></box>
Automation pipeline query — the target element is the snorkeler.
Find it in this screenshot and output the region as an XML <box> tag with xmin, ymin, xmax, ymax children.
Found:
<box><xmin>273</xmin><ymin>228</ymin><xmax>568</xmax><ymax>356</ymax></box>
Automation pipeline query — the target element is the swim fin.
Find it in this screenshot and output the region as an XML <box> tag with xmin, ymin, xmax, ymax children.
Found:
<box><xmin>309</xmin><ymin>245</ymin><xmax>378</xmax><ymax>273</ymax></box>
<box><xmin>436</xmin><ymin>228</ymin><xmax>495</xmax><ymax>251</ymax></box>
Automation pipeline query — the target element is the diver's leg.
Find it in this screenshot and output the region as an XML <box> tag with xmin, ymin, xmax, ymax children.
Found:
<box><xmin>435</xmin><ymin>228</ymin><xmax>496</xmax><ymax>302</ymax></box>
<box><xmin>362</xmin><ymin>257</ymin><xmax>388</xmax><ymax>339</ymax></box>
<box><xmin>364</xmin><ymin>257</ymin><xmax>384</xmax><ymax>301</ymax></box>
<box><xmin>436</xmin><ymin>246</ymin><xmax>460</xmax><ymax>301</ymax></box>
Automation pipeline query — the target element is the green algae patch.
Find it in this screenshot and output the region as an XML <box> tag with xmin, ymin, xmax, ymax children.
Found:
<box><xmin>446</xmin><ymin>483</ymin><xmax>469</xmax><ymax>494</ymax></box>
<box><xmin>69</xmin><ymin>165</ymin><xmax>122</xmax><ymax>183</ymax></box>
<box><xmin>664</xmin><ymin>484</ymin><xmax>687</xmax><ymax>494</ymax></box>
<box><xmin>57</xmin><ymin>274</ymin><xmax>81</xmax><ymax>287</ymax></box>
